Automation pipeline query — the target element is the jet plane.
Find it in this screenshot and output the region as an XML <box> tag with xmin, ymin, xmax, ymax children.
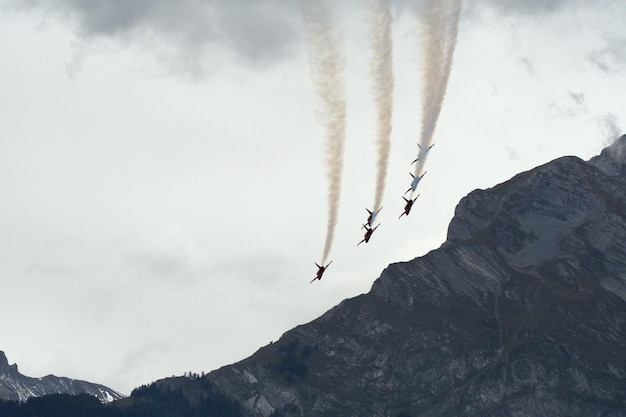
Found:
<box><xmin>364</xmin><ymin>207</ymin><xmax>383</xmax><ymax>229</ymax></box>
<box><xmin>405</xmin><ymin>171</ymin><xmax>427</xmax><ymax>195</ymax></box>
<box><xmin>399</xmin><ymin>194</ymin><xmax>419</xmax><ymax>219</ymax></box>
<box><xmin>310</xmin><ymin>261</ymin><xmax>332</xmax><ymax>284</ymax></box>
<box><xmin>411</xmin><ymin>143</ymin><xmax>434</xmax><ymax>165</ymax></box>
<box><xmin>358</xmin><ymin>224</ymin><xmax>380</xmax><ymax>246</ymax></box>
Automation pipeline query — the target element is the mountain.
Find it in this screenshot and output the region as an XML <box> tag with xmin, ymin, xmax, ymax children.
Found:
<box><xmin>202</xmin><ymin>136</ymin><xmax>626</xmax><ymax>417</ymax></box>
<box><xmin>4</xmin><ymin>137</ymin><xmax>625</xmax><ymax>417</ymax></box>
<box><xmin>0</xmin><ymin>375</ymin><xmax>244</xmax><ymax>417</ymax></box>
<box><xmin>0</xmin><ymin>350</ymin><xmax>123</xmax><ymax>404</ymax></box>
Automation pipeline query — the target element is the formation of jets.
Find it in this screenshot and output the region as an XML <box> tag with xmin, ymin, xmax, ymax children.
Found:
<box><xmin>358</xmin><ymin>207</ymin><xmax>382</xmax><ymax>246</ymax></box>
<box><xmin>400</xmin><ymin>142</ymin><xmax>432</xmax><ymax>216</ymax></box>
<box><xmin>312</xmin><ymin>142</ymin><xmax>434</xmax><ymax>281</ymax></box>
<box><xmin>365</xmin><ymin>207</ymin><xmax>382</xmax><ymax>228</ymax></box>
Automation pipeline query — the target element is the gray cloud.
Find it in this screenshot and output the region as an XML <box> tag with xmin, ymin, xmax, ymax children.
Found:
<box><xmin>588</xmin><ymin>36</ymin><xmax>626</xmax><ymax>73</ymax></box>
<box><xmin>462</xmin><ymin>0</ymin><xmax>583</xmax><ymax>15</ymax></box>
<box><xmin>598</xmin><ymin>113</ymin><xmax>622</xmax><ymax>144</ymax></box>
<box><xmin>5</xmin><ymin>0</ymin><xmax>616</xmax><ymax>75</ymax></box>
<box><xmin>389</xmin><ymin>0</ymin><xmax>599</xmax><ymax>17</ymax></box>
<box><xmin>548</xmin><ymin>91</ymin><xmax>590</xmax><ymax>119</ymax></box>
<box><xmin>0</xmin><ymin>0</ymin><xmax>301</xmax><ymax>72</ymax></box>
<box><xmin>458</xmin><ymin>0</ymin><xmax>624</xmax><ymax>30</ymax></box>
<box><xmin>483</xmin><ymin>0</ymin><xmax>567</xmax><ymax>14</ymax></box>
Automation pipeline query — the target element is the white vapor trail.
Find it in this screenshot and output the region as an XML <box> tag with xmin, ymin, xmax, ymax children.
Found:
<box><xmin>412</xmin><ymin>0</ymin><xmax>463</xmax><ymax>191</ymax></box>
<box><xmin>367</xmin><ymin>0</ymin><xmax>394</xmax><ymax>212</ymax></box>
<box><xmin>301</xmin><ymin>0</ymin><xmax>347</xmax><ymax>264</ymax></box>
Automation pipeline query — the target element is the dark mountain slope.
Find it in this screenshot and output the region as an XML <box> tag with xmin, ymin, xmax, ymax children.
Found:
<box><xmin>205</xmin><ymin>136</ymin><xmax>626</xmax><ymax>417</ymax></box>
<box><xmin>0</xmin><ymin>376</ymin><xmax>244</xmax><ymax>417</ymax></box>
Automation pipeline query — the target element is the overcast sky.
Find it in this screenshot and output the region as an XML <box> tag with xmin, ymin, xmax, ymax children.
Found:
<box><xmin>1</xmin><ymin>0</ymin><xmax>624</xmax><ymax>395</ymax></box>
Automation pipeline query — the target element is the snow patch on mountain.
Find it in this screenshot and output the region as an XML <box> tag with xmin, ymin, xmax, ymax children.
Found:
<box><xmin>0</xmin><ymin>351</ymin><xmax>123</xmax><ymax>403</ymax></box>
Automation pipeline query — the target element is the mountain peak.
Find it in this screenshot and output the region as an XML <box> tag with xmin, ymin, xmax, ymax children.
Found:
<box><xmin>0</xmin><ymin>350</ymin><xmax>123</xmax><ymax>403</ymax></box>
<box><xmin>0</xmin><ymin>351</ymin><xmax>8</xmax><ymax>371</ymax></box>
<box><xmin>589</xmin><ymin>134</ymin><xmax>626</xmax><ymax>181</ymax></box>
<box><xmin>602</xmin><ymin>133</ymin><xmax>626</xmax><ymax>155</ymax></box>
<box><xmin>204</xmin><ymin>138</ymin><xmax>626</xmax><ymax>417</ymax></box>
<box><xmin>0</xmin><ymin>351</ymin><xmax>18</xmax><ymax>375</ymax></box>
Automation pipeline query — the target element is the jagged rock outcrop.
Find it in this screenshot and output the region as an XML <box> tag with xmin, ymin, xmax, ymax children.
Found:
<box><xmin>0</xmin><ymin>351</ymin><xmax>123</xmax><ymax>403</ymax></box>
<box><xmin>205</xmin><ymin>136</ymin><xmax>626</xmax><ymax>416</ymax></box>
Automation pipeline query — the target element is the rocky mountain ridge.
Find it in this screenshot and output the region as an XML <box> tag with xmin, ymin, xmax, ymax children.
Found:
<box><xmin>204</xmin><ymin>136</ymin><xmax>626</xmax><ymax>416</ymax></box>
<box><xmin>0</xmin><ymin>350</ymin><xmax>123</xmax><ymax>404</ymax></box>
<box><xmin>4</xmin><ymin>137</ymin><xmax>625</xmax><ymax>416</ymax></box>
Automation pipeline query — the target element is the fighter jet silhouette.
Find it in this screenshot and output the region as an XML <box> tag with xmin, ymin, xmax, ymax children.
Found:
<box><xmin>405</xmin><ymin>171</ymin><xmax>427</xmax><ymax>195</ymax></box>
<box><xmin>399</xmin><ymin>194</ymin><xmax>419</xmax><ymax>219</ymax></box>
<box><xmin>358</xmin><ymin>224</ymin><xmax>380</xmax><ymax>246</ymax></box>
<box><xmin>310</xmin><ymin>261</ymin><xmax>332</xmax><ymax>284</ymax></box>
<box><xmin>364</xmin><ymin>207</ymin><xmax>383</xmax><ymax>229</ymax></box>
<box><xmin>411</xmin><ymin>143</ymin><xmax>434</xmax><ymax>165</ymax></box>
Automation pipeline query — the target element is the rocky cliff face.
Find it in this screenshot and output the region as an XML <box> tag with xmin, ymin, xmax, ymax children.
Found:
<box><xmin>0</xmin><ymin>351</ymin><xmax>123</xmax><ymax>403</ymax></box>
<box><xmin>206</xmin><ymin>136</ymin><xmax>626</xmax><ymax>417</ymax></box>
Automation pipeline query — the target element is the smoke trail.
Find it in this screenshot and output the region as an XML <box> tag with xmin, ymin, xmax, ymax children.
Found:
<box><xmin>367</xmin><ymin>0</ymin><xmax>394</xmax><ymax>211</ymax></box>
<box><xmin>301</xmin><ymin>0</ymin><xmax>347</xmax><ymax>264</ymax></box>
<box><xmin>412</xmin><ymin>0</ymin><xmax>463</xmax><ymax>185</ymax></box>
